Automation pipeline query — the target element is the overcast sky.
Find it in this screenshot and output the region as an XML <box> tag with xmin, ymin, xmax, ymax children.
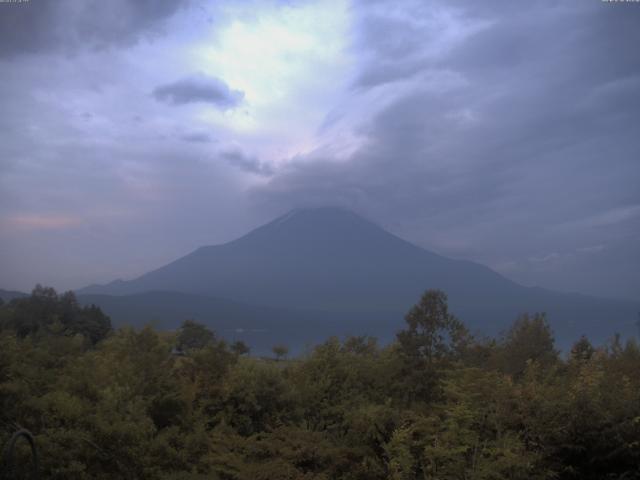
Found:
<box><xmin>0</xmin><ymin>0</ymin><xmax>638</xmax><ymax>300</ymax></box>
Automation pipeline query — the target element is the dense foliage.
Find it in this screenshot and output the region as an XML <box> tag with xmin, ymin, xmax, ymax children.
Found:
<box><xmin>1</xmin><ymin>288</ymin><xmax>639</xmax><ymax>479</ymax></box>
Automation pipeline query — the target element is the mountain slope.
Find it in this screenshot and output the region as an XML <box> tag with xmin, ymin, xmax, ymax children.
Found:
<box><xmin>79</xmin><ymin>208</ymin><xmax>522</xmax><ymax>310</ymax></box>
<box><xmin>78</xmin><ymin>207</ymin><xmax>640</xmax><ymax>345</ymax></box>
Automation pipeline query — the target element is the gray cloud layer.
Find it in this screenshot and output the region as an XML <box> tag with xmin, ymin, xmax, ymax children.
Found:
<box><xmin>153</xmin><ymin>74</ymin><xmax>244</xmax><ymax>108</ymax></box>
<box><xmin>0</xmin><ymin>0</ymin><xmax>190</xmax><ymax>57</ymax></box>
<box><xmin>0</xmin><ymin>0</ymin><xmax>638</xmax><ymax>301</ymax></box>
<box><xmin>221</xmin><ymin>150</ymin><xmax>275</xmax><ymax>177</ymax></box>
<box><xmin>252</xmin><ymin>0</ymin><xmax>640</xmax><ymax>299</ymax></box>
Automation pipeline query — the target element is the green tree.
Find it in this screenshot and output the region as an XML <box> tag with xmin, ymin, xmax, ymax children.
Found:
<box><xmin>1</xmin><ymin>285</ymin><xmax>111</xmax><ymax>344</ymax></box>
<box><xmin>396</xmin><ymin>289</ymin><xmax>469</xmax><ymax>402</ymax></box>
<box><xmin>231</xmin><ymin>340</ymin><xmax>250</xmax><ymax>356</ymax></box>
<box><xmin>176</xmin><ymin>320</ymin><xmax>215</xmax><ymax>353</ymax></box>
<box><xmin>272</xmin><ymin>344</ymin><xmax>289</xmax><ymax>361</ymax></box>
<box><xmin>500</xmin><ymin>313</ymin><xmax>557</xmax><ymax>377</ymax></box>
<box><xmin>570</xmin><ymin>335</ymin><xmax>595</xmax><ymax>362</ymax></box>
<box><xmin>397</xmin><ymin>290</ymin><xmax>468</xmax><ymax>363</ymax></box>
<box><xmin>217</xmin><ymin>359</ymin><xmax>293</xmax><ymax>435</ymax></box>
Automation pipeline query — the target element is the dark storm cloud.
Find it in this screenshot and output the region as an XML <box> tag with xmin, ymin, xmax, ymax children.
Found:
<box><xmin>153</xmin><ymin>74</ymin><xmax>245</xmax><ymax>109</ymax></box>
<box><xmin>221</xmin><ymin>150</ymin><xmax>274</xmax><ymax>177</ymax></box>
<box><xmin>0</xmin><ymin>0</ymin><xmax>190</xmax><ymax>57</ymax></box>
<box><xmin>255</xmin><ymin>0</ymin><xmax>640</xmax><ymax>300</ymax></box>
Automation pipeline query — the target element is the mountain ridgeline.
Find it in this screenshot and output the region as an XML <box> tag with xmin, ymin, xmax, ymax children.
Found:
<box><xmin>77</xmin><ymin>207</ymin><xmax>639</xmax><ymax>351</ymax></box>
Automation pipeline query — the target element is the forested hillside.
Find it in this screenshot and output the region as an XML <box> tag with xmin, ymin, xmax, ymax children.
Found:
<box><xmin>1</xmin><ymin>287</ymin><xmax>639</xmax><ymax>479</ymax></box>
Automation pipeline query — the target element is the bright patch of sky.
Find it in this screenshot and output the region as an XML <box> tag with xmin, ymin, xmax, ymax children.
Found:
<box><xmin>191</xmin><ymin>0</ymin><xmax>354</xmax><ymax>164</ymax></box>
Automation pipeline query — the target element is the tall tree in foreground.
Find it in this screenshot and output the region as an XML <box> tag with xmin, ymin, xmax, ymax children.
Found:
<box><xmin>500</xmin><ymin>312</ymin><xmax>557</xmax><ymax>377</ymax></box>
<box><xmin>396</xmin><ymin>289</ymin><xmax>469</xmax><ymax>403</ymax></box>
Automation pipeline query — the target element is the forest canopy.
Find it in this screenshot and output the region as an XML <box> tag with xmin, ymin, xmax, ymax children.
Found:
<box><xmin>1</xmin><ymin>287</ymin><xmax>639</xmax><ymax>479</ymax></box>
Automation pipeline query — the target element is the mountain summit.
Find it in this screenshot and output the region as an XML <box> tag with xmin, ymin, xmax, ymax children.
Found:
<box><xmin>79</xmin><ymin>207</ymin><xmax>518</xmax><ymax>311</ymax></box>
<box><xmin>79</xmin><ymin>207</ymin><xmax>639</xmax><ymax>346</ymax></box>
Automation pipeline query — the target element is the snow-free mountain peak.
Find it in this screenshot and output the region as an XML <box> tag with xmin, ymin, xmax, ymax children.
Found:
<box><xmin>77</xmin><ymin>207</ymin><xmax>640</xmax><ymax>347</ymax></box>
